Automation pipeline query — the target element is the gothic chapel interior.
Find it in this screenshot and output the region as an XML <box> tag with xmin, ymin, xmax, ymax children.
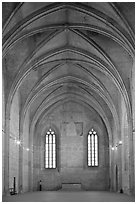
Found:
<box><xmin>2</xmin><ymin>2</ymin><xmax>135</xmax><ymax>198</ymax></box>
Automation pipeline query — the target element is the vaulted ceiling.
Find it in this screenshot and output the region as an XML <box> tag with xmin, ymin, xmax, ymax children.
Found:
<box><xmin>2</xmin><ymin>2</ymin><xmax>135</xmax><ymax>143</ymax></box>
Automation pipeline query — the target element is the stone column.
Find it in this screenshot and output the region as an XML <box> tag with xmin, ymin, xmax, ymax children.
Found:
<box><xmin>129</xmin><ymin>61</ymin><xmax>135</xmax><ymax>194</ymax></box>
<box><xmin>117</xmin><ymin>143</ymin><xmax>122</xmax><ymax>192</ymax></box>
<box><xmin>4</xmin><ymin>115</ymin><xmax>10</xmax><ymax>195</ymax></box>
<box><xmin>18</xmin><ymin>132</ymin><xmax>23</xmax><ymax>193</ymax></box>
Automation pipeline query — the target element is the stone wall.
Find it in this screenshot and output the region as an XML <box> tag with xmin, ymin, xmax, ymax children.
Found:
<box><xmin>9</xmin><ymin>91</ymin><xmax>20</xmax><ymax>193</ymax></box>
<box><xmin>2</xmin><ymin>80</ymin><xmax>5</xmax><ymax>194</ymax></box>
<box><xmin>33</xmin><ymin>101</ymin><xmax>109</xmax><ymax>191</ymax></box>
<box><xmin>22</xmin><ymin>111</ymin><xmax>30</xmax><ymax>192</ymax></box>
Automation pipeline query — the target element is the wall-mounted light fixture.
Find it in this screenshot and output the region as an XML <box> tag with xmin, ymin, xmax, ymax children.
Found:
<box><xmin>111</xmin><ymin>147</ymin><xmax>115</xmax><ymax>150</ymax></box>
<box><xmin>111</xmin><ymin>140</ymin><xmax>122</xmax><ymax>151</ymax></box>
<box><xmin>16</xmin><ymin>140</ymin><xmax>21</xmax><ymax>145</ymax></box>
<box><xmin>119</xmin><ymin>141</ymin><xmax>122</xmax><ymax>145</ymax></box>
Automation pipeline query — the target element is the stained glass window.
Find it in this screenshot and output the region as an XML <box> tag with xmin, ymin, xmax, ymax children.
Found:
<box><xmin>88</xmin><ymin>129</ymin><xmax>98</xmax><ymax>166</ymax></box>
<box><xmin>45</xmin><ymin>129</ymin><xmax>56</xmax><ymax>168</ymax></box>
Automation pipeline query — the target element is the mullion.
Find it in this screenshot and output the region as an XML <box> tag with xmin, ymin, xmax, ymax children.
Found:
<box><xmin>91</xmin><ymin>132</ymin><xmax>95</xmax><ymax>166</ymax></box>
<box><xmin>45</xmin><ymin>142</ymin><xmax>46</xmax><ymax>168</ymax></box>
<box><xmin>45</xmin><ymin>130</ymin><xmax>56</xmax><ymax>169</ymax></box>
<box><xmin>96</xmin><ymin>135</ymin><xmax>98</xmax><ymax>166</ymax></box>
<box><xmin>45</xmin><ymin>137</ymin><xmax>46</xmax><ymax>168</ymax></box>
<box><xmin>90</xmin><ymin>134</ymin><xmax>92</xmax><ymax>166</ymax></box>
<box><xmin>94</xmin><ymin>135</ymin><xmax>96</xmax><ymax>166</ymax></box>
<box><xmin>45</xmin><ymin>136</ymin><xmax>48</xmax><ymax>168</ymax></box>
<box><xmin>93</xmin><ymin>134</ymin><xmax>95</xmax><ymax>166</ymax></box>
<box><xmin>50</xmin><ymin>133</ymin><xmax>52</xmax><ymax>168</ymax></box>
<box><xmin>52</xmin><ymin>134</ymin><xmax>53</xmax><ymax>168</ymax></box>
<box><xmin>91</xmin><ymin>134</ymin><xmax>92</xmax><ymax>166</ymax></box>
<box><xmin>88</xmin><ymin>130</ymin><xmax>98</xmax><ymax>167</ymax></box>
<box><xmin>54</xmin><ymin>136</ymin><xmax>57</xmax><ymax>168</ymax></box>
<box><xmin>88</xmin><ymin>134</ymin><xmax>91</xmax><ymax>166</ymax></box>
<box><xmin>55</xmin><ymin>137</ymin><xmax>56</xmax><ymax>168</ymax></box>
<box><xmin>54</xmin><ymin>135</ymin><xmax>57</xmax><ymax>168</ymax></box>
<box><xmin>48</xmin><ymin>135</ymin><xmax>49</xmax><ymax>168</ymax></box>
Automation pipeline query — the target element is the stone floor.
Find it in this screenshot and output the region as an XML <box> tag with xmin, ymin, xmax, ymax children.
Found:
<box><xmin>2</xmin><ymin>191</ymin><xmax>135</xmax><ymax>202</ymax></box>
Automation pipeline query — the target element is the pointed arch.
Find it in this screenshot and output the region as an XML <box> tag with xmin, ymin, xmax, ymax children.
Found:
<box><xmin>87</xmin><ymin>128</ymin><xmax>98</xmax><ymax>167</ymax></box>
<box><xmin>45</xmin><ymin>128</ymin><xmax>56</xmax><ymax>169</ymax></box>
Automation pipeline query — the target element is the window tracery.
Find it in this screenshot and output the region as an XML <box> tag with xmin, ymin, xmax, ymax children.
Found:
<box><xmin>88</xmin><ymin>128</ymin><xmax>98</xmax><ymax>167</ymax></box>
<box><xmin>45</xmin><ymin>128</ymin><xmax>56</xmax><ymax>168</ymax></box>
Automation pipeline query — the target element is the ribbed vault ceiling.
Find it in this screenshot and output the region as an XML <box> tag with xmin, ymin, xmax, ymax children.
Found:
<box><xmin>2</xmin><ymin>2</ymin><xmax>135</xmax><ymax>143</ymax></box>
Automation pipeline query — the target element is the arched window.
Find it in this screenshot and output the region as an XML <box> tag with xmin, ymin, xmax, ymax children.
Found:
<box><xmin>88</xmin><ymin>128</ymin><xmax>98</xmax><ymax>167</ymax></box>
<box><xmin>45</xmin><ymin>128</ymin><xmax>56</xmax><ymax>169</ymax></box>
